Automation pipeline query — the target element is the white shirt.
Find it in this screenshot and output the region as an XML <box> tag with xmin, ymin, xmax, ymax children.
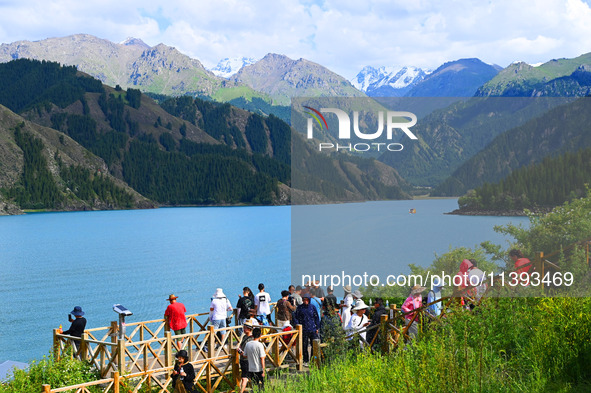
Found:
<box><xmin>341</xmin><ymin>294</ymin><xmax>353</xmax><ymax>329</ymax></box>
<box><xmin>468</xmin><ymin>267</ymin><xmax>487</xmax><ymax>300</ymax></box>
<box><xmin>254</xmin><ymin>291</ymin><xmax>271</xmax><ymax>316</ymax></box>
<box><xmin>347</xmin><ymin>313</ymin><xmax>368</xmax><ymax>340</ymax></box>
<box><xmin>210</xmin><ymin>297</ymin><xmax>232</xmax><ymax>321</ymax></box>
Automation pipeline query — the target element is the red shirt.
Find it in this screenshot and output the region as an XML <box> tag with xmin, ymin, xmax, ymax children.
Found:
<box><xmin>165</xmin><ymin>302</ymin><xmax>188</xmax><ymax>331</ymax></box>
<box><xmin>515</xmin><ymin>258</ymin><xmax>532</xmax><ymax>275</ymax></box>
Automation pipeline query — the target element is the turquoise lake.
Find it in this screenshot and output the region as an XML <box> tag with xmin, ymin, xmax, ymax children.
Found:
<box><xmin>0</xmin><ymin>200</ymin><xmax>527</xmax><ymax>362</ymax></box>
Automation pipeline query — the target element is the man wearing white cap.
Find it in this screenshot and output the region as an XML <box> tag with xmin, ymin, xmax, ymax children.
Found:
<box><xmin>210</xmin><ymin>288</ymin><xmax>233</xmax><ymax>344</ymax></box>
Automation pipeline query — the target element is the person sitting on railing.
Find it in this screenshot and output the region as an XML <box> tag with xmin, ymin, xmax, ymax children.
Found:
<box><xmin>347</xmin><ymin>299</ymin><xmax>370</xmax><ymax>347</ymax></box>
<box><xmin>59</xmin><ymin>306</ymin><xmax>87</xmax><ymax>354</ymax></box>
<box><xmin>294</xmin><ymin>293</ymin><xmax>320</xmax><ymax>366</ymax></box>
<box><xmin>171</xmin><ymin>350</ymin><xmax>196</xmax><ymax>393</ymax></box>
<box><xmin>401</xmin><ymin>285</ymin><xmax>426</xmax><ymax>338</ymax></box>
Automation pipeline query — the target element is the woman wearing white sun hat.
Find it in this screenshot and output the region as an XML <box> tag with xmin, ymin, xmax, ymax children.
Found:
<box><xmin>346</xmin><ymin>299</ymin><xmax>370</xmax><ymax>347</ymax></box>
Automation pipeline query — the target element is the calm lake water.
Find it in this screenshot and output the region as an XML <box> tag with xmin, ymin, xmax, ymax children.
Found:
<box><xmin>0</xmin><ymin>200</ymin><xmax>527</xmax><ymax>362</ymax></box>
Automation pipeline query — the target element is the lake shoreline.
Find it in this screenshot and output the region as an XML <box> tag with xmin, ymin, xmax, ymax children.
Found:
<box><xmin>446</xmin><ymin>207</ymin><xmax>552</xmax><ymax>216</ymax></box>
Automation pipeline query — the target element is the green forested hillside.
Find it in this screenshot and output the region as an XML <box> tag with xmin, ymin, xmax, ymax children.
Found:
<box><xmin>0</xmin><ymin>107</ymin><xmax>147</xmax><ymax>213</ymax></box>
<box><xmin>0</xmin><ymin>59</ymin><xmax>411</xmax><ymax>210</ymax></box>
<box><xmin>433</xmin><ymin>97</ymin><xmax>591</xmax><ymax>197</ymax></box>
<box><xmin>457</xmin><ymin>148</ymin><xmax>591</xmax><ymax>212</ymax></box>
<box><xmin>378</xmin><ymin>97</ymin><xmax>567</xmax><ymax>187</ymax></box>
<box><xmin>0</xmin><ymin>59</ymin><xmax>104</xmax><ymax>112</ymax></box>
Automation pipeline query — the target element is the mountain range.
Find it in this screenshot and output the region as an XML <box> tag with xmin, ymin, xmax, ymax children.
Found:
<box><xmin>0</xmin><ymin>59</ymin><xmax>410</xmax><ymax>214</ymax></box>
<box><xmin>2</xmin><ymin>33</ymin><xmax>591</xmax><ymax>213</ymax></box>
<box><xmin>352</xmin><ymin>59</ymin><xmax>501</xmax><ymax>98</ymax></box>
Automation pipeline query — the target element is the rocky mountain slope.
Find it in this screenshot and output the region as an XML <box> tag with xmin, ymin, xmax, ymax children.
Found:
<box><xmin>229</xmin><ymin>53</ymin><xmax>366</xmax><ymax>105</ymax></box>
<box><xmin>0</xmin><ymin>104</ymin><xmax>152</xmax><ymax>214</ymax></box>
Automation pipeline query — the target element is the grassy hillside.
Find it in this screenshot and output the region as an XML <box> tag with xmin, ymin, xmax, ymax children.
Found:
<box><xmin>476</xmin><ymin>52</ymin><xmax>591</xmax><ymax>96</ymax></box>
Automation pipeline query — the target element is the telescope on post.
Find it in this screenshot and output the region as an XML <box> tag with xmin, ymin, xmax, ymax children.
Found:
<box><xmin>113</xmin><ymin>304</ymin><xmax>133</xmax><ymax>340</ymax></box>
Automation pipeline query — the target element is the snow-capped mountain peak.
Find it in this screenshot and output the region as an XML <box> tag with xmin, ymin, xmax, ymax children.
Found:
<box><xmin>210</xmin><ymin>57</ymin><xmax>257</xmax><ymax>78</ymax></box>
<box><xmin>351</xmin><ymin>65</ymin><xmax>432</xmax><ymax>97</ymax></box>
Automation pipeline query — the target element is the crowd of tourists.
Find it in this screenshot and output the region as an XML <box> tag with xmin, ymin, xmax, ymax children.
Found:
<box><xmin>59</xmin><ymin>249</ymin><xmax>532</xmax><ymax>392</ymax></box>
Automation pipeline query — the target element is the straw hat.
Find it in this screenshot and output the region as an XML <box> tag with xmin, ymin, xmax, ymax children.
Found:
<box><xmin>410</xmin><ymin>285</ymin><xmax>427</xmax><ymax>295</ymax></box>
<box><xmin>343</xmin><ymin>285</ymin><xmax>352</xmax><ymax>293</ymax></box>
<box><xmin>352</xmin><ymin>299</ymin><xmax>369</xmax><ymax>311</ymax></box>
<box><xmin>166</xmin><ymin>294</ymin><xmax>178</xmax><ymax>301</ymax></box>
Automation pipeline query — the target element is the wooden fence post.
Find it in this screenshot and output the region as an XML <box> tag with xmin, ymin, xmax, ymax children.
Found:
<box><xmin>231</xmin><ymin>347</ymin><xmax>240</xmax><ymax>390</ymax></box>
<box><xmin>42</xmin><ymin>384</ymin><xmax>51</xmax><ymax>393</ymax></box>
<box><xmin>80</xmin><ymin>333</ymin><xmax>88</xmax><ymax>361</ymax></box>
<box><xmin>140</xmin><ymin>326</ymin><xmax>147</xmax><ymax>372</ymax></box>
<box><xmin>52</xmin><ymin>328</ymin><xmax>60</xmax><ymax>361</ymax></box>
<box><xmin>380</xmin><ymin>314</ymin><xmax>389</xmax><ymax>353</ymax></box>
<box><xmin>110</xmin><ymin>321</ymin><xmax>118</xmax><ymax>344</ymax></box>
<box><xmin>296</xmin><ymin>324</ymin><xmax>303</xmax><ymax>371</ymax></box>
<box><xmin>164</xmin><ymin>331</ymin><xmax>172</xmax><ymax>368</ymax></box>
<box><xmin>312</xmin><ymin>339</ymin><xmax>321</xmax><ymax>367</ymax></box>
<box><xmin>113</xmin><ymin>371</ymin><xmax>120</xmax><ymax>393</ymax></box>
<box><xmin>207</xmin><ymin>325</ymin><xmax>215</xmax><ymax>392</ymax></box>
<box><xmin>536</xmin><ymin>252</ymin><xmax>544</xmax><ymax>288</ymax></box>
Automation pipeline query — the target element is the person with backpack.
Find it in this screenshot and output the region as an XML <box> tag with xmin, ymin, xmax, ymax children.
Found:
<box><xmin>236</xmin><ymin>287</ymin><xmax>255</xmax><ymax>334</ymax></box>
<box><xmin>427</xmin><ymin>285</ymin><xmax>443</xmax><ymax>316</ymax></box>
<box><xmin>309</xmin><ymin>291</ymin><xmax>323</xmax><ymax>325</ymax></box>
<box><xmin>276</xmin><ymin>290</ymin><xmax>296</xmax><ymax>327</ymax></box>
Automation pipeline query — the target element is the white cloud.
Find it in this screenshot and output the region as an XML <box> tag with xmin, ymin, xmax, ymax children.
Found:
<box><xmin>1</xmin><ymin>0</ymin><xmax>591</xmax><ymax>78</ymax></box>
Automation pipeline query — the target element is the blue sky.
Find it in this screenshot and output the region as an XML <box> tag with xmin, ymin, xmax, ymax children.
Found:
<box><xmin>1</xmin><ymin>0</ymin><xmax>591</xmax><ymax>78</ymax></box>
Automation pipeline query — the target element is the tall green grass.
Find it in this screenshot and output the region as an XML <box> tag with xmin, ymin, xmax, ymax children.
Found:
<box><xmin>263</xmin><ymin>296</ymin><xmax>591</xmax><ymax>393</ymax></box>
